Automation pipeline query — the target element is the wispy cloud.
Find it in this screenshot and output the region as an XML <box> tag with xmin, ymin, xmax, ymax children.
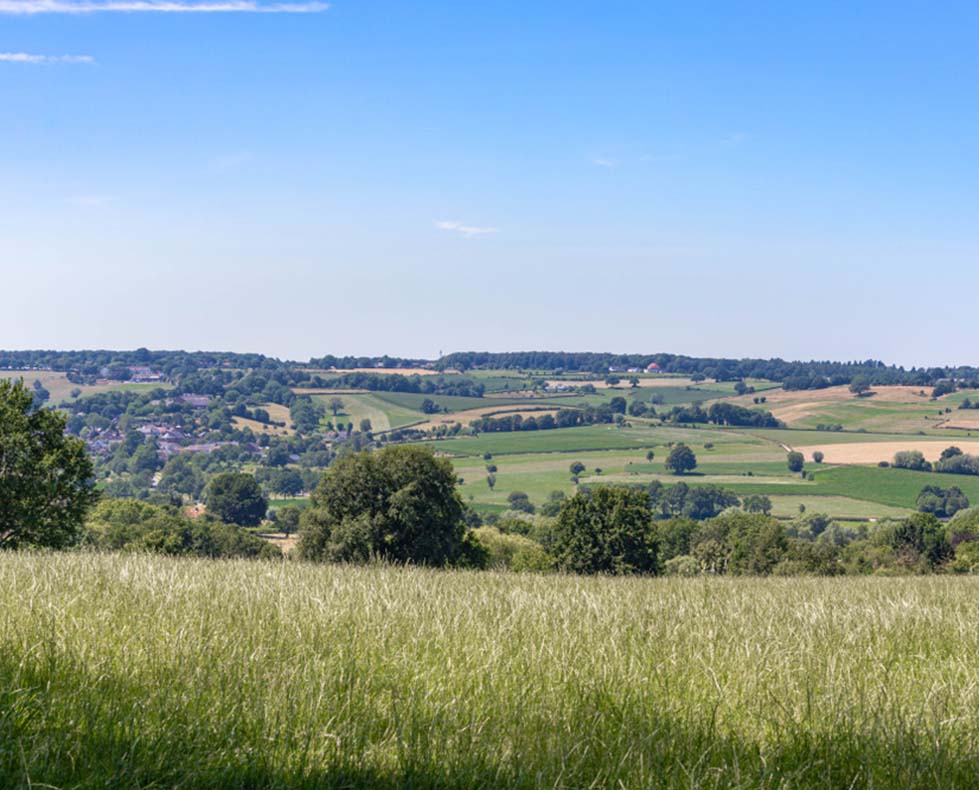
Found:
<box><xmin>0</xmin><ymin>0</ymin><xmax>327</xmax><ymax>13</ymax></box>
<box><xmin>591</xmin><ymin>157</ymin><xmax>617</xmax><ymax>168</ymax></box>
<box><xmin>209</xmin><ymin>151</ymin><xmax>252</xmax><ymax>172</ymax></box>
<box><xmin>0</xmin><ymin>52</ymin><xmax>94</xmax><ymax>63</ymax></box>
<box><xmin>721</xmin><ymin>132</ymin><xmax>750</xmax><ymax>147</ymax></box>
<box><xmin>435</xmin><ymin>220</ymin><xmax>498</xmax><ymax>239</ymax></box>
<box><xmin>69</xmin><ymin>194</ymin><xmax>114</xmax><ymax>207</ymax></box>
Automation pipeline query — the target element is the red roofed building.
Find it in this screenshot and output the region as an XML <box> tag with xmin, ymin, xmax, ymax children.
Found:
<box><xmin>645</xmin><ymin>362</ymin><xmax>662</xmax><ymax>373</ymax></box>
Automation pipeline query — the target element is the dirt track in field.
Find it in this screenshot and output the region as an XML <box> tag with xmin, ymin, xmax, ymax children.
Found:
<box><xmin>938</xmin><ymin>413</ymin><xmax>979</xmax><ymax>430</ymax></box>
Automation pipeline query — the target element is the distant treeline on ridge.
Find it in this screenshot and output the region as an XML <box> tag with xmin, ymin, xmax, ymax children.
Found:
<box><xmin>2</xmin><ymin>349</ymin><xmax>976</xmax><ymax>391</ymax></box>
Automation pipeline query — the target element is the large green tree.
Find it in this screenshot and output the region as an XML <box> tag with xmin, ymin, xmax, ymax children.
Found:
<box><xmin>298</xmin><ymin>445</ymin><xmax>468</xmax><ymax>565</ymax></box>
<box><xmin>205</xmin><ymin>472</ymin><xmax>268</xmax><ymax>527</ymax></box>
<box><xmin>551</xmin><ymin>487</ymin><xmax>658</xmax><ymax>575</ymax></box>
<box><xmin>0</xmin><ymin>379</ymin><xmax>99</xmax><ymax>549</ymax></box>
<box><xmin>665</xmin><ymin>443</ymin><xmax>697</xmax><ymax>475</ymax></box>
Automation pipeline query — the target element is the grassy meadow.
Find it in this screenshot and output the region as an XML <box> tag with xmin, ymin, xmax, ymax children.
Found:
<box><xmin>5</xmin><ymin>553</ymin><xmax>979</xmax><ymax>788</ymax></box>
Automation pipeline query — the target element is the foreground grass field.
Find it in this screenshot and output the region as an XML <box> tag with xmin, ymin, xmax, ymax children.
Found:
<box><xmin>5</xmin><ymin>554</ymin><xmax>979</xmax><ymax>788</ymax></box>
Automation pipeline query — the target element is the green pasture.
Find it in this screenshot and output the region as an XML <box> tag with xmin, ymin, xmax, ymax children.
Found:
<box><xmin>765</xmin><ymin>495</ymin><xmax>912</xmax><ymax>520</ymax></box>
<box><xmin>427</xmin><ymin>423</ymin><xmax>745</xmax><ymax>458</ymax></box>
<box><xmin>702</xmin><ymin>465</ymin><xmax>979</xmax><ymax>511</ymax></box>
<box><xmin>313</xmin><ymin>393</ymin><xmax>423</xmax><ymax>431</ymax></box>
<box><xmin>371</xmin><ymin>391</ymin><xmax>535</xmax><ymax>413</ymax></box>
<box><xmin>787</xmin><ymin>398</ymin><xmax>957</xmax><ymax>434</ymax></box>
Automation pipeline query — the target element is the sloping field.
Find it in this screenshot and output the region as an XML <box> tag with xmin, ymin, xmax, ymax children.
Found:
<box><xmin>1</xmin><ymin>370</ymin><xmax>167</xmax><ymax>405</ymax></box>
<box><xmin>793</xmin><ymin>440</ymin><xmax>979</xmax><ymax>465</ymax></box>
<box><xmin>233</xmin><ymin>403</ymin><xmax>295</xmax><ymax>436</ymax></box>
<box><xmin>727</xmin><ymin>386</ymin><xmax>943</xmax><ymax>429</ymax></box>
<box><xmin>414</xmin><ymin>406</ymin><xmax>563</xmax><ymax>432</ymax></box>
<box><xmin>425</xmin><ymin>424</ymin><xmax>739</xmax><ymax>457</ymax></box>
<box><xmin>306</xmin><ymin>367</ymin><xmax>445</xmax><ymax>376</ymax></box>
<box><xmin>765</xmin><ymin>495</ymin><xmax>911</xmax><ymax>520</ymax></box>
<box><xmin>939</xmin><ymin>412</ymin><xmax>979</xmax><ymax>430</ymax></box>
<box><xmin>231</xmin><ymin>416</ymin><xmax>292</xmax><ymax>436</ymax></box>
<box><xmin>312</xmin><ymin>393</ymin><xmax>422</xmax><ymax>432</ymax></box>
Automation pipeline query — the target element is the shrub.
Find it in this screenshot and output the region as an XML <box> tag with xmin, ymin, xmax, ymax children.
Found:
<box><xmin>471</xmin><ymin>527</ymin><xmax>554</xmax><ymax>572</ymax></box>
<box><xmin>893</xmin><ymin>450</ymin><xmax>932</xmax><ymax>472</ymax></box>
<box><xmin>664</xmin><ymin>555</ymin><xmax>700</xmax><ymax>576</ymax></box>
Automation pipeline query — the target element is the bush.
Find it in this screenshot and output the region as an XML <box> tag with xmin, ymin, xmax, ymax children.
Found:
<box><xmin>663</xmin><ymin>555</ymin><xmax>700</xmax><ymax>576</ymax></box>
<box><xmin>85</xmin><ymin>499</ymin><xmax>278</xmax><ymax>559</ymax></box>
<box><xmin>507</xmin><ymin>491</ymin><xmax>535</xmax><ymax>514</ymax></box>
<box><xmin>893</xmin><ymin>450</ymin><xmax>932</xmax><ymax>472</ymax></box>
<box><xmin>935</xmin><ymin>453</ymin><xmax>979</xmax><ymax>476</ymax></box>
<box><xmin>471</xmin><ymin>527</ymin><xmax>554</xmax><ymax>572</ymax></box>
<box><xmin>916</xmin><ymin>485</ymin><xmax>970</xmax><ymax>518</ymax></box>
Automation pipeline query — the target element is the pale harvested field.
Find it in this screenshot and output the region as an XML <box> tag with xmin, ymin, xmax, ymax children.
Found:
<box><xmin>259</xmin><ymin>531</ymin><xmax>300</xmax><ymax>554</ymax></box>
<box><xmin>232</xmin><ymin>417</ymin><xmax>292</xmax><ymax>436</ymax></box>
<box><xmin>307</xmin><ymin>367</ymin><xmax>449</xmax><ymax>376</ymax></box>
<box><xmin>0</xmin><ymin>370</ymin><xmax>166</xmax><ymax>404</ymax></box>
<box><xmin>545</xmin><ymin>377</ymin><xmax>697</xmax><ymax>391</ymax></box>
<box><xmin>232</xmin><ymin>403</ymin><xmax>294</xmax><ymax>436</ymax></box>
<box><xmin>732</xmin><ymin>385</ymin><xmax>933</xmax><ymax>408</ymax></box>
<box><xmin>792</xmin><ymin>440</ymin><xmax>979</xmax><ymax>465</ymax></box>
<box><xmin>939</xmin><ymin>413</ymin><xmax>979</xmax><ymax>430</ymax></box>
<box><xmin>727</xmin><ymin>385</ymin><xmax>936</xmax><ymax>425</ymax></box>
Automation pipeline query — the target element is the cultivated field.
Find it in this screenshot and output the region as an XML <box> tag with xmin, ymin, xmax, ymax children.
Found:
<box><xmin>5</xmin><ymin>553</ymin><xmax>979</xmax><ymax>788</ymax></box>
<box><xmin>793</xmin><ymin>440</ymin><xmax>979</xmax><ymax>465</ymax></box>
<box><xmin>0</xmin><ymin>370</ymin><xmax>167</xmax><ymax>404</ymax></box>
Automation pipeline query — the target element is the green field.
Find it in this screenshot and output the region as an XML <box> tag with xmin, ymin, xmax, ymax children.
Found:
<box><xmin>720</xmin><ymin>465</ymin><xmax>979</xmax><ymax>510</ymax></box>
<box><xmin>5</xmin><ymin>553</ymin><xmax>979</xmax><ymax>788</ymax></box>
<box><xmin>426</xmin><ymin>423</ymin><xmax>746</xmax><ymax>458</ymax></box>
<box><xmin>371</xmin><ymin>391</ymin><xmax>535</xmax><ymax>413</ymax></box>
<box><xmin>418</xmin><ymin>405</ymin><xmax>979</xmax><ymax>519</ymax></box>
<box><xmin>312</xmin><ymin>392</ymin><xmax>424</xmax><ymax>431</ymax></box>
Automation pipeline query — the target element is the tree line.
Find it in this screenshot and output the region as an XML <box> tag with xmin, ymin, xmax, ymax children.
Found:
<box><xmin>438</xmin><ymin>351</ymin><xmax>978</xmax><ymax>389</ymax></box>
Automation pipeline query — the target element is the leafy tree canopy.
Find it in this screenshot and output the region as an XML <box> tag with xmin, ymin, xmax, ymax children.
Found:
<box><xmin>0</xmin><ymin>380</ymin><xmax>99</xmax><ymax>549</ymax></box>
<box><xmin>298</xmin><ymin>445</ymin><xmax>469</xmax><ymax>566</ymax></box>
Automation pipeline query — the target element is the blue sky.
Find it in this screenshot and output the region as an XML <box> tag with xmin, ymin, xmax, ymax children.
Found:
<box><xmin>2</xmin><ymin>1</ymin><xmax>979</xmax><ymax>365</ymax></box>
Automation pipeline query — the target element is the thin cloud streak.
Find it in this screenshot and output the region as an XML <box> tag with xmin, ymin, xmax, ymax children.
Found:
<box><xmin>0</xmin><ymin>0</ymin><xmax>327</xmax><ymax>13</ymax></box>
<box><xmin>435</xmin><ymin>220</ymin><xmax>498</xmax><ymax>238</ymax></box>
<box><xmin>209</xmin><ymin>151</ymin><xmax>252</xmax><ymax>172</ymax></box>
<box><xmin>0</xmin><ymin>52</ymin><xmax>95</xmax><ymax>63</ymax></box>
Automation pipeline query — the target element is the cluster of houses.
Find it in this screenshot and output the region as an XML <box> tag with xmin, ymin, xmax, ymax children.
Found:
<box><xmin>82</xmin><ymin>422</ymin><xmax>247</xmax><ymax>461</ymax></box>
<box><xmin>608</xmin><ymin>363</ymin><xmax>663</xmax><ymax>374</ymax></box>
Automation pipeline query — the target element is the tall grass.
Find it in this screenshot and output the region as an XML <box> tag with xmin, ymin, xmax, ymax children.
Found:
<box><xmin>4</xmin><ymin>554</ymin><xmax>979</xmax><ymax>788</ymax></box>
